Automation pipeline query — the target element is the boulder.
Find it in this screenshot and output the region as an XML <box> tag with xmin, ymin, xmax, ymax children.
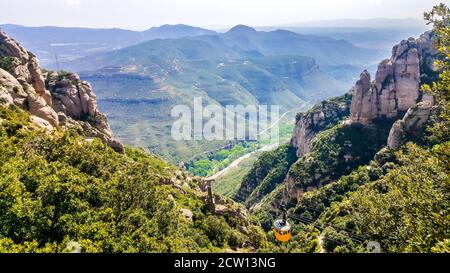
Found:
<box><xmin>0</xmin><ymin>86</ymin><xmax>13</xmax><ymax>105</ymax></box>
<box><xmin>0</xmin><ymin>68</ymin><xmax>28</xmax><ymax>107</ymax></box>
<box><xmin>27</xmin><ymin>94</ymin><xmax>59</xmax><ymax>126</ymax></box>
<box><xmin>31</xmin><ymin>116</ymin><xmax>54</xmax><ymax>131</ymax></box>
<box><xmin>387</xmin><ymin>101</ymin><xmax>434</xmax><ymax>150</ymax></box>
<box><xmin>179</xmin><ymin>208</ymin><xmax>193</xmax><ymax>221</ymax></box>
<box><xmin>387</xmin><ymin>120</ymin><xmax>405</xmax><ymax>150</ymax></box>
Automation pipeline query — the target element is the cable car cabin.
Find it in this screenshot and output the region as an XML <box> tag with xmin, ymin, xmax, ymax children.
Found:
<box><xmin>274</xmin><ymin>219</ymin><xmax>292</xmax><ymax>242</ymax></box>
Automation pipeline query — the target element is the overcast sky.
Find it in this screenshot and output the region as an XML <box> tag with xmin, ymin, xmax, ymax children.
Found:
<box><xmin>0</xmin><ymin>0</ymin><xmax>444</xmax><ymax>30</ymax></box>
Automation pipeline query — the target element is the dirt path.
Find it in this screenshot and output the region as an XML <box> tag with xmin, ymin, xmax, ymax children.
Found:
<box><xmin>319</xmin><ymin>235</ymin><xmax>326</xmax><ymax>253</ymax></box>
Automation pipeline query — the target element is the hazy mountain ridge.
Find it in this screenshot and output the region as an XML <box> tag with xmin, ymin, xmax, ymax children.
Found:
<box><xmin>64</xmin><ymin>25</ymin><xmax>378</xmax><ymax>70</ymax></box>
<box><xmin>257</xmin><ymin>18</ymin><xmax>431</xmax><ymax>52</ymax></box>
<box><xmin>0</xmin><ymin>24</ymin><xmax>216</xmax><ymax>67</ymax></box>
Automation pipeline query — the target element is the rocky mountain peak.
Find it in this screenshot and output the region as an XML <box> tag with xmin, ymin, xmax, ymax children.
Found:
<box><xmin>0</xmin><ymin>30</ymin><xmax>53</xmax><ymax>106</ymax></box>
<box><xmin>0</xmin><ymin>30</ymin><xmax>124</xmax><ymax>153</ymax></box>
<box><xmin>349</xmin><ymin>31</ymin><xmax>436</xmax><ymax>125</ymax></box>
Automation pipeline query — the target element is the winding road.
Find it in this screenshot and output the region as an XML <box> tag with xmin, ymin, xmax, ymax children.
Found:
<box><xmin>206</xmin><ymin>142</ymin><xmax>280</xmax><ymax>180</ymax></box>
<box><xmin>205</xmin><ymin>104</ymin><xmax>310</xmax><ymax>181</ymax></box>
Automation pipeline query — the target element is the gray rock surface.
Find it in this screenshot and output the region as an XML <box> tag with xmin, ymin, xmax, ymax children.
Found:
<box><xmin>349</xmin><ymin>32</ymin><xmax>435</xmax><ymax>125</ymax></box>
<box><xmin>387</xmin><ymin>101</ymin><xmax>435</xmax><ymax>149</ymax></box>
<box><xmin>291</xmin><ymin>94</ymin><xmax>351</xmax><ymax>158</ymax></box>
<box><xmin>0</xmin><ymin>30</ymin><xmax>124</xmax><ymax>153</ymax></box>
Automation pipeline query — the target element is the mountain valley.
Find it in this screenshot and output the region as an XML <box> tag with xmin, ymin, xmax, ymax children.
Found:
<box><xmin>0</xmin><ymin>3</ymin><xmax>449</xmax><ymax>254</ymax></box>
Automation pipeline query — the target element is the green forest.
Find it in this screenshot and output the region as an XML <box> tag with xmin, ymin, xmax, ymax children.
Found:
<box><xmin>0</xmin><ymin>105</ymin><xmax>271</xmax><ymax>252</ymax></box>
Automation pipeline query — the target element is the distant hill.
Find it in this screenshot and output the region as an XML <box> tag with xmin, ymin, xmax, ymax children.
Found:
<box><xmin>65</xmin><ymin>25</ymin><xmax>379</xmax><ymax>70</ymax></box>
<box><xmin>257</xmin><ymin>18</ymin><xmax>431</xmax><ymax>52</ymax></box>
<box><xmin>0</xmin><ymin>24</ymin><xmax>216</xmax><ymax>67</ymax></box>
<box><xmin>143</xmin><ymin>24</ymin><xmax>216</xmax><ymax>39</ymax></box>
<box><xmin>220</xmin><ymin>27</ymin><xmax>377</xmax><ymax>66</ymax></box>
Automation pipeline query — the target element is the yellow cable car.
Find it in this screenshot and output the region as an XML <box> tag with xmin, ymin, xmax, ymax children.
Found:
<box><xmin>274</xmin><ymin>219</ymin><xmax>292</xmax><ymax>242</ymax></box>
<box><xmin>274</xmin><ymin>204</ymin><xmax>292</xmax><ymax>242</ymax></box>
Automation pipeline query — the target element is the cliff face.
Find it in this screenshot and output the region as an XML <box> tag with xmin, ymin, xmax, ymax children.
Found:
<box><xmin>290</xmin><ymin>93</ymin><xmax>352</xmax><ymax>158</ymax></box>
<box><xmin>349</xmin><ymin>32</ymin><xmax>436</xmax><ymax>125</ymax></box>
<box><xmin>0</xmin><ymin>30</ymin><xmax>123</xmax><ymax>153</ymax></box>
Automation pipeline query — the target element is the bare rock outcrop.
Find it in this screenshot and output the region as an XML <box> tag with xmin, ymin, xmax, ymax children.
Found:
<box><xmin>27</xmin><ymin>93</ymin><xmax>59</xmax><ymax>126</ymax></box>
<box><xmin>44</xmin><ymin>71</ymin><xmax>124</xmax><ymax>153</ymax></box>
<box><xmin>387</xmin><ymin>101</ymin><xmax>436</xmax><ymax>149</ymax></box>
<box><xmin>0</xmin><ymin>68</ymin><xmax>28</xmax><ymax>107</ymax></box>
<box><xmin>0</xmin><ymin>30</ymin><xmax>52</xmax><ymax>105</ymax></box>
<box><xmin>0</xmin><ymin>85</ymin><xmax>13</xmax><ymax>105</ymax></box>
<box><xmin>290</xmin><ymin>94</ymin><xmax>351</xmax><ymax>158</ymax></box>
<box><xmin>349</xmin><ymin>32</ymin><xmax>436</xmax><ymax>125</ymax></box>
<box><xmin>47</xmin><ymin>72</ymin><xmax>98</xmax><ymax>119</ymax></box>
<box><xmin>0</xmin><ymin>30</ymin><xmax>124</xmax><ymax>153</ymax></box>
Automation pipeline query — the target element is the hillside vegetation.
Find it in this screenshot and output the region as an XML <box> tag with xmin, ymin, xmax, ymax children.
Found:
<box><xmin>0</xmin><ymin>105</ymin><xmax>267</xmax><ymax>253</ymax></box>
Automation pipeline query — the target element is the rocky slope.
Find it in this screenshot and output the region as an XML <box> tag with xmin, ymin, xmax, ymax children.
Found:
<box><xmin>290</xmin><ymin>93</ymin><xmax>352</xmax><ymax>158</ymax></box>
<box><xmin>0</xmin><ymin>30</ymin><xmax>123</xmax><ymax>153</ymax></box>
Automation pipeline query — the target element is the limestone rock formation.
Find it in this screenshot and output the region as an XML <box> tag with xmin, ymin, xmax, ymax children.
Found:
<box><xmin>349</xmin><ymin>32</ymin><xmax>436</xmax><ymax>125</ymax></box>
<box><xmin>47</xmin><ymin>72</ymin><xmax>98</xmax><ymax>119</ymax></box>
<box><xmin>0</xmin><ymin>30</ymin><xmax>124</xmax><ymax>153</ymax></box>
<box><xmin>0</xmin><ymin>30</ymin><xmax>52</xmax><ymax>105</ymax></box>
<box><xmin>387</xmin><ymin>101</ymin><xmax>436</xmax><ymax>149</ymax></box>
<box><xmin>0</xmin><ymin>68</ymin><xmax>28</xmax><ymax>107</ymax></box>
<box><xmin>290</xmin><ymin>94</ymin><xmax>351</xmax><ymax>157</ymax></box>
<box><xmin>27</xmin><ymin>93</ymin><xmax>59</xmax><ymax>126</ymax></box>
